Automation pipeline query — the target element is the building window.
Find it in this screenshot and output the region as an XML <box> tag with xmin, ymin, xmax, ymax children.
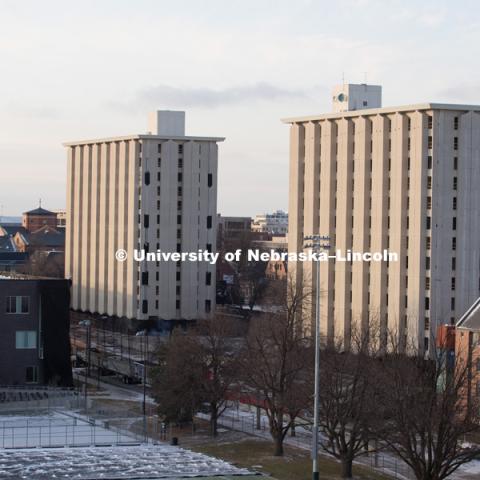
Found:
<box><xmin>178</xmin><ymin>158</ymin><xmax>183</xmax><ymax>169</ymax></box>
<box><xmin>205</xmin><ymin>299</ymin><xmax>211</xmax><ymax>313</ymax></box>
<box><xmin>6</xmin><ymin>296</ymin><xmax>30</xmax><ymax>314</ymax></box>
<box><xmin>206</xmin><ymin>243</ymin><xmax>212</xmax><ymax>253</ymax></box>
<box><xmin>176</xmin><ymin>285</ymin><xmax>181</xmax><ymax>295</ymax></box>
<box><xmin>425</xmin><ymin>297</ymin><xmax>430</xmax><ymax>310</ymax></box>
<box><xmin>454</xmin><ymin>137</ymin><xmax>458</xmax><ymax>150</ymax></box>
<box><xmin>452</xmin><ymin>257</ymin><xmax>456</xmax><ymax>271</ymax></box>
<box><xmin>426</xmin><ymin>237</ymin><xmax>431</xmax><ymax>250</ymax></box>
<box><xmin>427</xmin><ymin>156</ymin><xmax>432</xmax><ymax>169</ymax></box>
<box><xmin>453</xmin><ymin>177</ymin><xmax>457</xmax><ymax>190</ymax></box>
<box><xmin>453</xmin><ymin>197</ymin><xmax>457</xmax><ymax>210</ymax></box>
<box><xmin>207</xmin><ymin>215</ymin><xmax>212</xmax><ymax>229</ymax></box>
<box><xmin>426</xmin><ymin>257</ymin><xmax>430</xmax><ymax>269</ymax></box>
<box><xmin>177</xmin><ymin>215</ymin><xmax>182</xmax><ymax>225</ymax></box>
<box><xmin>206</xmin><ymin>272</ymin><xmax>212</xmax><ymax>286</ymax></box>
<box><xmin>454</xmin><ymin>117</ymin><xmax>459</xmax><ymax>130</ymax></box>
<box><xmin>15</xmin><ymin>331</ymin><xmax>37</xmax><ymax>349</ymax></box>
<box><xmin>158</xmin><ymin>158</ymin><xmax>161</xmax><ymax>168</ymax></box>
<box><xmin>454</xmin><ymin>157</ymin><xmax>458</xmax><ymax>170</ymax></box>
<box><xmin>178</xmin><ymin>172</ymin><xmax>183</xmax><ymax>182</ymax></box>
<box><xmin>428</xmin><ymin>136</ymin><xmax>433</xmax><ymax>149</ymax></box>
<box><xmin>426</xmin><ymin>216</ymin><xmax>431</xmax><ymax>230</ymax></box>
<box><xmin>427</xmin><ymin>196</ymin><xmax>432</xmax><ymax>210</ymax></box>
<box><xmin>427</xmin><ymin>176</ymin><xmax>432</xmax><ymax>189</ymax></box>
<box><xmin>157</xmin><ymin>144</ymin><xmax>162</xmax><ymax>153</ymax></box>
<box><xmin>452</xmin><ymin>217</ymin><xmax>457</xmax><ymax>230</ymax></box>
<box><xmin>427</xmin><ymin>116</ymin><xmax>433</xmax><ymax>129</ymax></box>
<box><xmin>451</xmin><ymin>297</ymin><xmax>455</xmax><ymax>311</ymax></box>
<box><xmin>144</xmin><ymin>215</ymin><xmax>149</xmax><ymax>228</ymax></box>
<box><xmin>451</xmin><ymin>277</ymin><xmax>456</xmax><ymax>291</ymax></box>
<box><xmin>452</xmin><ymin>237</ymin><xmax>456</xmax><ymax>251</ymax></box>
<box><xmin>178</xmin><ymin>144</ymin><xmax>184</xmax><ymax>155</ymax></box>
<box><xmin>141</xmin><ymin>272</ymin><xmax>148</xmax><ymax>285</ymax></box>
<box><xmin>176</xmin><ymin>271</ymin><xmax>181</xmax><ymax>281</ymax></box>
<box><xmin>208</xmin><ymin>173</ymin><xmax>213</xmax><ymax>187</ymax></box>
<box><xmin>26</xmin><ymin>366</ymin><xmax>38</xmax><ymax>383</ymax></box>
<box><xmin>144</xmin><ymin>172</ymin><xmax>150</xmax><ymax>185</ymax></box>
<box><xmin>157</xmin><ymin>214</ymin><xmax>160</xmax><ymax>224</ymax></box>
<box><xmin>425</xmin><ymin>277</ymin><xmax>430</xmax><ymax>290</ymax></box>
<box><xmin>178</xmin><ymin>186</ymin><xmax>182</xmax><ymax>196</ymax></box>
<box><xmin>142</xmin><ymin>300</ymin><xmax>148</xmax><ymax>314</ymax></box>
<box><xmin>408</xmin><ymin>118</ymin><xmax>411</xmax><ymax>131</ymax></box>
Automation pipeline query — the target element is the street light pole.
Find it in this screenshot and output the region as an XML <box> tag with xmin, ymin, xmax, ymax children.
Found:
<box><xmin>79</xmin><ymin>319</ymin><xmax>91</xmax><ymax>412</ymax></box>
<box><xmin>304</xmin><ymin>235</ymin><xmax>330</xmax><ymax>480</ymax></box>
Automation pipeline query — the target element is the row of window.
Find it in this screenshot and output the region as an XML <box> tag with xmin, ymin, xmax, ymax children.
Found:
<box><xmin>6</xmin><ymin>296</ymin><xmax>30</xmax><ymax>314</ymax></box>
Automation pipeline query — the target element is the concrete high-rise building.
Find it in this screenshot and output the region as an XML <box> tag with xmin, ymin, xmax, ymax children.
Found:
<box><xmin>64</xmin><ymin>111</ymin><xmax>224</xmax><ymax>323</ymax></box>
<box><xmin>284</xmin><ymin>87</ymin><xmax>480</xmax><ymax>353</ymax></box>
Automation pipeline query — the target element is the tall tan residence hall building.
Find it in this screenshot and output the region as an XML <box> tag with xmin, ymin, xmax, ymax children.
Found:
<box><xmin>285</xmin><ymin>84</ymin><xmax>480</xmax><ymax>353</ymax></box>
<box><xmin>64</xmin><ymin>111</ymin><xmax>223</xmax><ymax>325</ymax></box>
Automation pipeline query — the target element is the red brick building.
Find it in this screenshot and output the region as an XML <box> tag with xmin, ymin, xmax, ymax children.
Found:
<box><xmin>22</xmin><ymin>207</ymin><xmax>57</xmax><ymax>233</ymax></box>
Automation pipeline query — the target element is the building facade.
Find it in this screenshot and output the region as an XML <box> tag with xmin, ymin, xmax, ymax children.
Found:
<box><xmin>22</xmin><ymin>207</ymin><xmax>57</xmax><ymax>232</ymax></box>
<box><xmin>285</xmin><ymin>90</ymin><xmax>480</xmax><ymax>353</ymax></box>
<box><xmin>252</xmin><ymin>210</ymin><xmax>289</xmax><ymax>235</ymax></box>
<box><xmin>64</xmin><ymin>111</ymin><xmax>223</xmax><ymax>322</ymax></box>
<box><xmin>0</xmin><ymin>275</ymin><xmax>72</xmax><ymax>386</ymax></box>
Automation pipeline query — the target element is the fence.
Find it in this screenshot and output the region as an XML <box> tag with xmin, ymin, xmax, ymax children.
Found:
<box><xmin>0</xmin><ymin>412</ymin><xmax>144</xmax><ymax>449</ymax></box>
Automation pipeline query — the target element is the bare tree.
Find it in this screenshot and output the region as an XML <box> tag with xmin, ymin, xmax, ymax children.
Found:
<box><xmin>373</xmin><ymin>342</ymin><xmax>480</xmax><ymax>480</ymax></box>
<box><xmin>315</xmin><ymin>330</ymin><xmax>381</xmax><ymax>479</ymax></box>
<box><xmin>151</xmin><ymin>315</ymin><xmax>239</xmax><ymax>436</ymax></box>
<box><xmin>194</xmin><ymin>316</ymin><xmax>240</xmax><ymax>436</ymax></box>
<box><xmin>151</xmin><ymin>330</ymin><xmax>203</xmax><ymax>424</ymax></box>
<box><xmin>238</xmin><ymin>277</ymin><xmax>313</xmax><ymax>456</ymax></box>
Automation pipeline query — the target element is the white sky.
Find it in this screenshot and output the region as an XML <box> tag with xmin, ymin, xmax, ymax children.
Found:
<box><xmin>1</xmin><ymin>0</ymin><xmax>479</xmax><ymax>217</ymax></box>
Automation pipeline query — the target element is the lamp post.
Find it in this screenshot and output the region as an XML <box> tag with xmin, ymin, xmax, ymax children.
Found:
<box><xmin>79</xmin><ymin>319</ymin><xmax>91</xmax><ymax>411</ymax></box>
<box><xmin>142</xmin><ymin>330</ymin><xmax>148</xmax><ymax>443</ymax></box>
<box><xmin>303</xmin><ymin>235</ymin><xmax>330</xmax><ymax>480</ymax></box>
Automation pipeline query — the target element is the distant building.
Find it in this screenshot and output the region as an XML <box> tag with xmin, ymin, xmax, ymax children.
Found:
<box><xmin>454</xmin><ymin>298</ymin><xmax>480</xmax><ymax>409</ymax></box>
<box><xmin>13</xmin><ymin>225</ymin><xmax>65</xmax><ymax>254</ymax></box>
<box><xmin>0</xmin><ymin>223</ymin><xmax>28</xmax><ymax>272</ymax></box>
<box><xmin>265</xmin><ymin>258</ymin><xmax>288</xmax><ymax>281</ymax></box>
<box><xmin>54</xmin><ymin>210</ymin><xmax>67</xmax><ymax>230</ymax></box>
<box><xmin>65</xmin><ymin>111</ymin><xmax>223</xmax><ymax>323</ymax></box>
<box><xmin>217</xmin><ymin>215</ymin><xmax>252</xmax><ymax>251</ymax></box>
<box><xmin>22</xmin><ymin>206</ymin><xmax>57</xmax><ymax>232</ymax></box>
<box><xmin>0</xmin><ymin>274</ymin><xmax>72</xmax><ymax>386</ymax></box>
<box><xmin>252</xmin><ymin>210</ymin><xmax>288</xmax><ymax>235</ymax></box>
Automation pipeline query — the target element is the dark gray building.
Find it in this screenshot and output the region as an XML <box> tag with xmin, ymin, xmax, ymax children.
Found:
<box><xmin>0</xmin><ymin>275</ymin><xmax>72</xmax><ymax>386</ymax></box>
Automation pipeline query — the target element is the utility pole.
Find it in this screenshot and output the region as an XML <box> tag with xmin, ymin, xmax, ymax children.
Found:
<box><xmin>303</xmin><ymin>235</ymin><xmax>330</xmax><ymax>480</ymax></box>
<box><xmin>79</xmin><ymin>319</ymin><xmax>91</xmax><ymax>412</ymax></box>
<box><xmin>143</xmin><ymin>332</ymin><xmax>148</xmax><ymax>442</ymax></box>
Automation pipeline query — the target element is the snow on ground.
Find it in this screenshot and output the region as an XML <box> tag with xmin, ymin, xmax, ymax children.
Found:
<box><xmin>0</xmin><ymin>444</ymin><xmax>253</xmax><ymax>479</ymax></box>
<box><xmin>459</xmin><ymin>460</ymin><xmax>480</xmax><ymax>474</ymax></box>
<box><xmin>0</xmin><ymin>411</ymin><xmax>253</xmax><ymax>479</ymax></box>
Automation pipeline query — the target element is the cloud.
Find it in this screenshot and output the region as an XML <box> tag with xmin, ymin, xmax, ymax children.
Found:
<box><xmin>436</xmin><ymin>83</ymin><xmax>480</xmax><ymax>103</ymax></box>
<box><xmin>110</xmin><ymin>82</ymin><xmax>309</xmax><ymax>111</ymax></box>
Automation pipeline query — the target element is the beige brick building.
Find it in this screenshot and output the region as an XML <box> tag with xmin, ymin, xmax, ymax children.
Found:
<box><xmin>284</xmin><ymin>87</ymin><xmax>480</xmax><ymax>353</ymax></box>
<box><xmin>64</xmin><ymin>111</ymin><xmax>224</xmax><ymax>323</ymax></box>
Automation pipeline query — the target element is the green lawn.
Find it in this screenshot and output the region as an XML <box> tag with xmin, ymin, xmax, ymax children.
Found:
<box><xmin>191</xmin><ymin>438</ymin><xmax>392</xmax><ymax>480</ymax></box>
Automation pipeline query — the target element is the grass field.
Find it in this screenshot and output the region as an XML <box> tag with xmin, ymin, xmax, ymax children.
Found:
<box><xmin>191</xmin><ymin>438</ymin><xmax>392</xmax><ymax>480</ymax></box>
